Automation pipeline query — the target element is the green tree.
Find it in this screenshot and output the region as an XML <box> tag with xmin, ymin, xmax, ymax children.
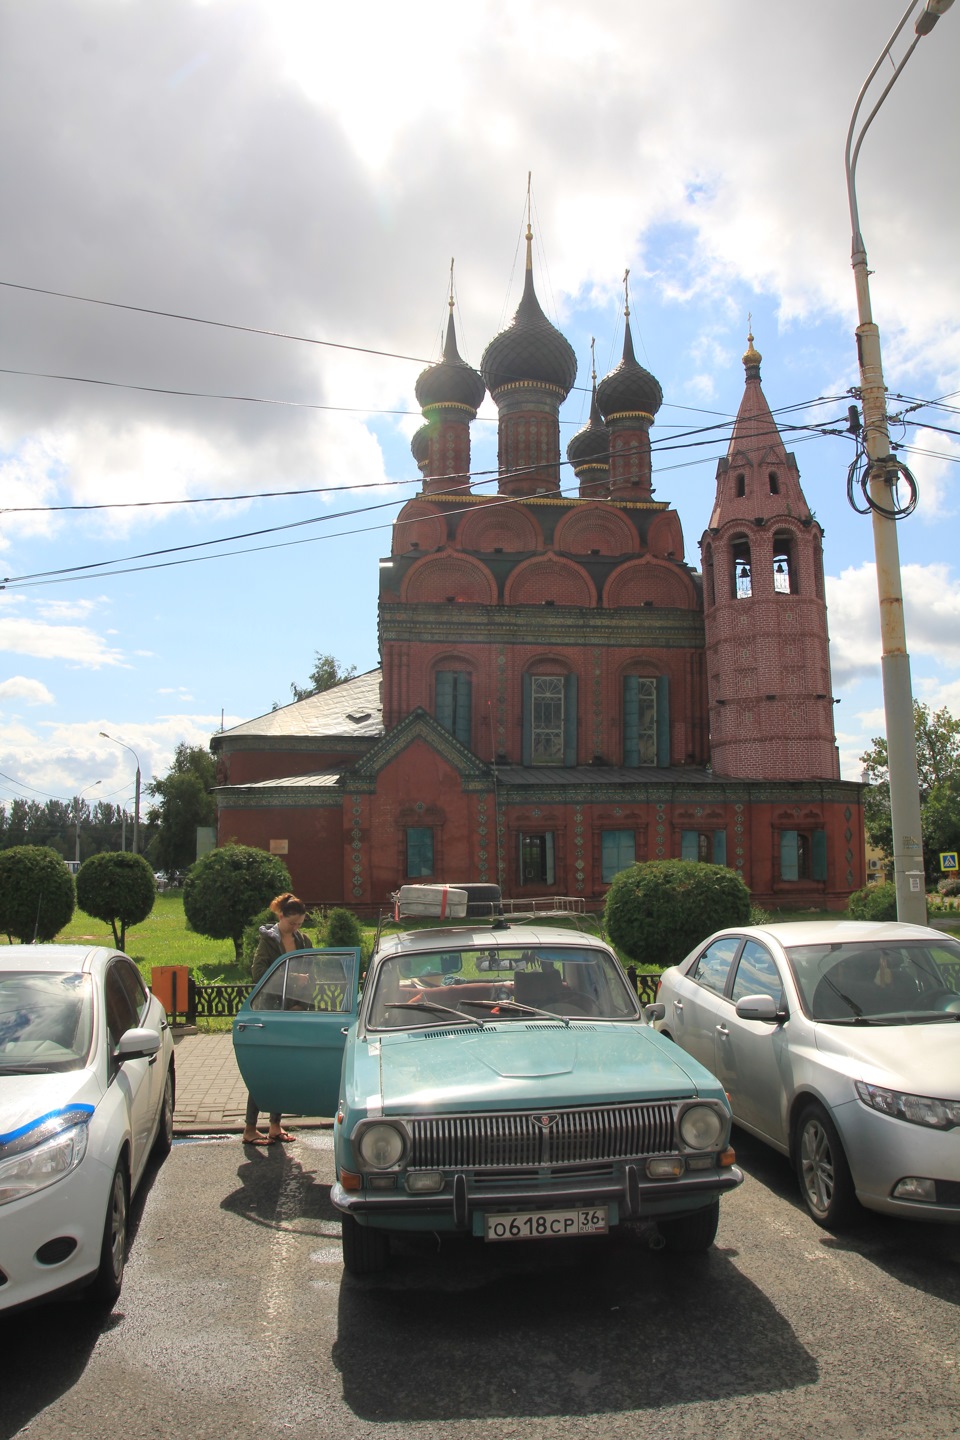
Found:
<box><xmin>860</xmin><ymin>701</ymin><xmax>960</xmax><ymax>881</ymax></box>
<box><xmin>76</xmin><ymin>851</ymin><xmax>156</xmax><ymax>951</ymax></box>
<box><xmin>848</xmin><ymin>881</ymin><xmax>898</xmax><ymax>922</ymax></box>
<box><xmin>145</xmin><ymin>744</ymin><xmax>217</xmax><ymax>873</ymax></box>
<box><xmin>324</xmin><ymin>907</ymin><xmax>363</xmax><ymax>948</ymax></box>
<box><xmin>0</xmin><ymin>845</ymin><xmax>75</xmax><ymax>942</ymax></box>
<box><xmin>183</xmin><ymin>844</ymin><xmax>292</xmax><ymax>962</ymax></box>
<box><xmin>605</xmin><ymin>859</ymin><xmax>752</xmax><ymax>968</ymax></box>
<box><xmin>290</xmin><ymin>653</ymin><xmax>357</xmax><ymax>703</ymax></box>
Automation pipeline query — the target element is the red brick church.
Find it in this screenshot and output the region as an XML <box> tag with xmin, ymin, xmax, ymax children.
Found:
<box><xmin>211</xmin><ymin>228</ymin><xmax>864</xmax><ymax>912</ymax></box>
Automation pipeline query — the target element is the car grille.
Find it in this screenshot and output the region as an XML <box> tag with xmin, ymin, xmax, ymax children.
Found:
<box><xmin>408</xmin><ymin>1103</ymin><xmax>676</xmax><ymax>1170</ymax></box>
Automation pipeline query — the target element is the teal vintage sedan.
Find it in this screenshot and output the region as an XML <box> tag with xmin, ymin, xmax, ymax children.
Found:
<box><xmin>232</xmin><ymin>924</ymin><xmax>743</xmax><ymax>1275</ymax></box>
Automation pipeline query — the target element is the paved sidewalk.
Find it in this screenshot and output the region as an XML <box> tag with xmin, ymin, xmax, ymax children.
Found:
<box><xmin>171</xmin><ymin>1030</ymin><xmax>332</xmax><ymax>1133</ymax></box>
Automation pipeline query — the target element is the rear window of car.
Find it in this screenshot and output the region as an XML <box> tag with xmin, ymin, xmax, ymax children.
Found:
<box><xmin>690</xmin><ymin>937</ymin><xmax>741</xmax><ymax>997</ymax></box>
<box><xmin>0</xmin><ymin>971</ymin><xmax>94</xmax><ymax>1072</ymax></box>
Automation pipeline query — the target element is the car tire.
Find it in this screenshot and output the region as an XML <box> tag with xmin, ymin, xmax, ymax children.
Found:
<box><xmin>152</xmin><ymin>1066</ymin><xmax>175</xmax><ymax>1159</ymax></box>
<box><xmin>795</xmin><ymin>1102</ymin><xmax>859</xmax><ymax>1230</ymax></box>
<box><xmin>656</xmin><ymin>1199</ymin><xmax>719</xmax><ymax>1253</ymax></box>
<box><xmin>341</xmin><ymin>1214</ymin><xmax>390</xmax><ymax>1276</ymax></box>
<box><xmin>89</xmin><ymin>1161</ymin><xmax>129</xmax><ymax>1307</ymax></box>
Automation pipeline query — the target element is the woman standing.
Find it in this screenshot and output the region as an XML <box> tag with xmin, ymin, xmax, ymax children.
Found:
<box><xmin>242</xmin><ymin>892</ymin><xmax>309</xmax><ymax>1145</ymax></box>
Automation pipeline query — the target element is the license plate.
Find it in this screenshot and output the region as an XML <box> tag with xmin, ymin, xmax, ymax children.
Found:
<box><xmin>484</xmin><ymin>1208</ymin><xmax>609</xmax><ymax>1242</ymax></box>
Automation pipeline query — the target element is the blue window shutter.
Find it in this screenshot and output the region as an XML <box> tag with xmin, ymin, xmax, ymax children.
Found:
<box><xmin>812</xmin><ymin>829</ymin><xmax>827</xmax><ymax>881</ymax></box>
<box><xmin>563</xmin><ymin>673</ymin><xmax>578</xmax><ymax>766</ymax></box>
<box><xmin>435</xmin><ymin>672</ymin><xmax>453</xmax><ymax>732</ymax></box>
<box><xmin>681</xmin><ymin>830</ymin><xmax>699</xmax><ymax>862</ymax></box>
<box><xmin>623</xmin><ymin>675</ymin><xmax>639</xmax><ymax>767</ymax></box>
<box><xmin>602</xmin><ymin>831</ymin><xmax>635</xmax><ymax>883</ymax></box>
<box><xmin>544</xmin><ymin>832</ymin><xmax>555</xmax><ymax>885</ymax></box>
<box><xmin>713</xmin><ymin>830</ymin><xmax>727</xmax><ymax>866</ymax></box>
<box><xmin>522</xmin><ymin>674</ymin><xmax>533</xmax><ymax>766</ymax></box>
<box><xmin>781</xmin><ymin>830</ymin><xmax>799</xmax><ymax>881</ymax></box>
<box><xmin>455</xmin><ymin>672</ymin><xmax>472</xmax><ymax>747</ymax></box>
<box><xmin>656</xmin><ymin>675</ymin><xmax>670</xmax><ymax>767</ymax></box>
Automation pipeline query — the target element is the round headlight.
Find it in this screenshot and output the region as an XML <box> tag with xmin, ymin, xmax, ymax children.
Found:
<box><xmin>357</xmin><ymin>1123</ymin><xmax>405</xmax><ymax>1170</ymax></box>
<box><xmin>678</xmin><ymin>1104</ymin><xmax>724</xmax><ymax>1151</ymax></box>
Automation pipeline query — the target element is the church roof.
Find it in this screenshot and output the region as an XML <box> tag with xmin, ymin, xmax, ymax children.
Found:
<box><xmin>480</xmin><ymin>226</ymin><xmax>577</xmax><ymax>398</ymax></box>
<box><xmin>215</xmin><ymin>668</ymin><xmax>383</xmax><ymax>741</ymax></box>
<box><xmin>414</xmin><ymin>306</ymin><xmax>485</xmax><ymax>412</ymax></box>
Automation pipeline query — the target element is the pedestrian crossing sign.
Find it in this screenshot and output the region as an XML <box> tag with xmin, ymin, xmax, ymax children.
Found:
<box><xmin>940</xmin><ymin>851</ymin><xmax>959</xmax><ymax>872</ymax></box>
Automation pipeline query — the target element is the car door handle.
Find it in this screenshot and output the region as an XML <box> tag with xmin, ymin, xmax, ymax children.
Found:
<box><xmin>341</xmin><ymin>1026</ymin><xmax>349</xmax><ymax>1035</ymax></box>
<box><xmin>673</xmin><ymin>1000</ymin><xmax>683</xmax><ymax>1011</ymax></box>
<box><xmin>716</xmin><ymin>1023</ymin><xmax>729</xmax><ymax>1036</ymax></box>
<box><xmin>235</xmin><ymin>1022</ymin><xmax>265</xmax><ymax>1031</ymax></box>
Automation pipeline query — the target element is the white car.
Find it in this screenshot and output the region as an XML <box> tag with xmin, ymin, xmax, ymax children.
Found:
<box><xmin>0</xmin><ymin>945</ymin><xmax>175</xmax><ymax>1312</ymax></box>
<box><xmin>653</xmin><ymin>921</ymin><xmax>960</xmax><ymax>1228</ymax></box>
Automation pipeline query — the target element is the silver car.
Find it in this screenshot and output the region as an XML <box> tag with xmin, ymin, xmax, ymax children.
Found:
<box><xmin>653</xmin><ymin>921</ymin><xmax>960</xmax><ymax>1228</ymax></box>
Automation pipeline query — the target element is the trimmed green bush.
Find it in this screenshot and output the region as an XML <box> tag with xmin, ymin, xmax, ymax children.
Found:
<box><xmin>0</xmin><ymin>845</ymin><xmax>76</xmax><ymax>942</ymax></box>
<box><xmin>76</xmin><ymin>851</ymin><xmax>156</xmax><ymax>951</ymax></box>
<box><xmin>604</xmin><ymin>859</ymin><xmax>752</xmax><ymax>968</ymax></box>
<box><xmin>324</xmin><ymin>907</ymin><xmax>363</xmax><ymax>949</ymax></box>
<box><xmin>938</xmin><ymin>878</ymin><xmax>960</xmax><ymax>897</ymax></box>
<box><xmin>848</xmin><ymin>881</ymin><xmax>898</xmax><ymax>922</ymax></box>
<box><xmin>183</xmin><ymin>845</ymin><xmax>292</xmax><ymax>961</ymax></box>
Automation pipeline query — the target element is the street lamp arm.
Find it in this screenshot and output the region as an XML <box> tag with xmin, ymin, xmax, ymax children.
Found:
<box><xmin>845</xmin><ymin>3</ymin><xmax>922</xmax><ymax>253</ymax></box>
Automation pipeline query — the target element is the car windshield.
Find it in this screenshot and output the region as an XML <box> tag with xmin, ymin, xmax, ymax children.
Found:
<box><xmin>366</xmin><ymin>943</ymin><xmax>640</xmax><ymax>1030</ymax></box>
<box><xmin>786</xmin><ymin>939</ymin><xmax>960</xmax><ymax>1023</ymax></box>
<box><xmin>0</xmin><ymin>971</ymin><xmax>94</xmax><ymax>1072</ymax></box>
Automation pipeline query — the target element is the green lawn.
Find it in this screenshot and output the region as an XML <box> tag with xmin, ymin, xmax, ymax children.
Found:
<box><xmin>54</xmin><ymin>891</ymin><xmax>245</xmax><ymax>987</ymax></box>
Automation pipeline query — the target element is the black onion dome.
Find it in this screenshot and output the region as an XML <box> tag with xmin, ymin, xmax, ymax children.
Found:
<box><xmin>481</xmin><ymin>252</ymin><xmax>577</xmax><ymax>399</ymax></box>
<box><xmin>410</xmin><ymin>423</ymin><xmax>430</xmax><ymax>468</ymax></box>
<box><xmin>566</xmin><ymin>382</ymin><xmax>609</xmax><ymax>468</ymax></box>
<box><xmin>415</xmin><ymin>310</ymin><xmax>486</xmax><ymax>412</ymax></box>
<box><xmin>596</xmin><ymin>315</ymin><xmax>663</xmax><ymax>419</ymax></box>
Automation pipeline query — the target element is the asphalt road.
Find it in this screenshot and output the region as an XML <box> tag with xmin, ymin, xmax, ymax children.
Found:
<box><xmin>2</xmin><ymin>1129</ymin><xmax>959</xmax><ymax>1440</ymax></box>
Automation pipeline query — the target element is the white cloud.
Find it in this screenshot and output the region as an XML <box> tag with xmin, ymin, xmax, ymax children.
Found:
<box><xmin>0</xmin><ymin>676</ymin><xmax>54</xmax><ymax>706</ymax></box>
<box><xmin>827</xmin><ymin>560</ymin><xmax>960</xmax><ymax>687</ymax></box>
<box><xmin>0</xmin><ymin>608</ymin><xmax>127</xmax><ymax>669</ymax></box>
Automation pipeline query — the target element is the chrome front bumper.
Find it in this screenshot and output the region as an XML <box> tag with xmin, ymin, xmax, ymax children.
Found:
<box><xmin>332</xmin><ymin>1163</ymin><xmax>743</xmax><ymax>1228</ymax></box>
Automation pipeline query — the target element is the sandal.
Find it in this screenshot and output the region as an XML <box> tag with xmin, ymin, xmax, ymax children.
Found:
<box><xmin>268</xmin><ymin>1129</ymin><xmax>296</xmax><ymax>1144</ymax></box>
<box><xmin>242</xmin><ymin>1131</ymin><xmax>270</xmax><ymax>1145</ymax></box>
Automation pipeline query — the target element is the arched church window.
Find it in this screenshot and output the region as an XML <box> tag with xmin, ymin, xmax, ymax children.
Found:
<box><xmin>773</xmin><ymin>531</ymin><xmax>798</xmax><ymax>595</ymax></box>
<box><xmin>623</xmin><ymin>675</ymin><xmax>670</xmax><ymax>767</ymax></box>
<box><xmin>735</xmin><ymin>473</ymin><xmax>746</xmax><ymax>498</ymax></box>
<box><xmin>522</xmin><ymin>673</ymin><xmax>577</xmax><ymax>766</ymax></box>
<box><xmin>435</xmin><ymin>670</ymin><xmax>472</xmax><ymax>746</ymax></box>
<box><xmin>731</xmin><ymin>537</ymin><xmax>752</xmax><ymax>599</ymax></box>
<box><xmin>768</xmin><ymin>471</ymin><xmax>780</xmax><ymax>496</ymax></box>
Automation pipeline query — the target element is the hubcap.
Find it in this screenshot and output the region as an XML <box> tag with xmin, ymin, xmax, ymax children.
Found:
<box><xmin>800</xmin><ymin>1118</ymin><xmax>834</xmax><ymax>1217</ymax></box>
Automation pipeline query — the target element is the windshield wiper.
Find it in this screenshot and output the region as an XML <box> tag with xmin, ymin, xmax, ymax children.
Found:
<box><xmin>459</xmin><ymin>998</ymin><xmax>571</xmax><ymax>1028</ymax></box>
<box><xmin>384</xmin><ymin>1001</ymin><xmax>485</xmax><ymax>1027</ymax></box>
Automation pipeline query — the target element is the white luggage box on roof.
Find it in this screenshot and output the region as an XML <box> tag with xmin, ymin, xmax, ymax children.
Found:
<box><xmin>397</xmin><ymin>884</ymin><xmax>468</xmax><ymax>919</ymax></box>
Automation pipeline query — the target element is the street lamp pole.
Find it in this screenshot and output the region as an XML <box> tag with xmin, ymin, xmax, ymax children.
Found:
<box><xmin>844</xmin><ymin>0</ymin><xmax>953</xmax><ymax>923</ymax></box>
<box><xmin>99</xmin><ymin>732</ymin><xmax>142</xmax><ymax>855</ymax></box>
<box><xmin>74</xmin><ymin>780</ymin><xmax>101</xmax><ymax>865</ymax></box>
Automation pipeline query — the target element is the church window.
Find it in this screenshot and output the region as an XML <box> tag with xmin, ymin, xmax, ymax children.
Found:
<box><xmin>405</xmin><ymin>827</ymin><xmax>435</xmax><ymax>879</ymax></box>
<box><xmin>773</xmin><ymin>532</ymin><xmax>798</xmax><ymax>595</ymax></box>
<box><xmin>704</xmin><ymin>546</ymin><xmax>715</xmax><ymax>608</ymax></box>
<box><xmin>519</xmin><ymin>832</ymin><xmax>555</xmax><ymax>885</ymax></box>
<box><xmin>769</xmin><ymin>471</ymin><xmax>780</xmax><ymax>495</ymax></box>
<box><xmin>602</xmin><ymin>830</ymin><xmax>636</xmax><ymax>883</ymax></box>
<box><xmin>780</xmin><ymin>829</ymin><xmax>827</xmax><ymax>882</ymax></box>
<box><xmin>623</xmin><ymin>675</ymin><xmax>669</xmax><ymax>766</ymax></box>
<box><xmin>731</xmin><ymin>538</ymin><xmax>752</xmax><ymax>598</ymax></box>
<box><xmin>435</xmin><ymin>670</ymin><xmax>472</xmax><ymax>746</ymax></box>
<box><xmin>522</xmin><ymin>673</ymin><xmax>577</xmax><ymax>766</ymax></box>
<box><xmin>735</xmin><ymin>473</ymin><xmax>746</xmax><ymax>498</ymax></box>
<box><xmin>681</xmin><ymin>830</ymin><xmax>727</xmax><ymax>865</ymax></box>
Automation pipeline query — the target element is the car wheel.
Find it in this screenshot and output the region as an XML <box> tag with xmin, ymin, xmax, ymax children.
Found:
<box><xmin>795</xmin><ymin>1103</ymin><xmax>858</xmax><ymax>1229</ymax></box>
<box><xmin>89</xmin><ymin>1161</ymin><xmax>129</xmax><ymax>1306</ymax></box>
<box><xmin>656</xmin><ymin>1199</ymin><xmax>719</xmax><ymax>1253</ymax></box>
<box><xmin>341</xmin><ymin>1214</ymin><xmax>390</xmax><ymax>1276</ymax></box>
<box><xmin>152</xmin><ymin>1066</ymin><xmax>175</xmax><ymax>1159</ymax></box>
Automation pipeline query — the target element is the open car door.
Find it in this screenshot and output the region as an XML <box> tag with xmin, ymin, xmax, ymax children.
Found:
<box><xmin>232</xmin><ymin>947</ymin><xmax>360</xmax><ymax>1116</ymax></box>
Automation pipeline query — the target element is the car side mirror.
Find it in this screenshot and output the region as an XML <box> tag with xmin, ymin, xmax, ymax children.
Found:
<box><xmin>734</xmin><ymin>994</ymin><xmax>784</xmax><ymax>1023</ymax></box>
<box><xmin>644</xmin><ymin>1002</ymin><xmax>666</xmax><ymax>1026</ymax></box>
<box><xmin>115</xmin><ymin>1026</ymin><xmax>162</xmax><ymax>1062</ymax></box>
